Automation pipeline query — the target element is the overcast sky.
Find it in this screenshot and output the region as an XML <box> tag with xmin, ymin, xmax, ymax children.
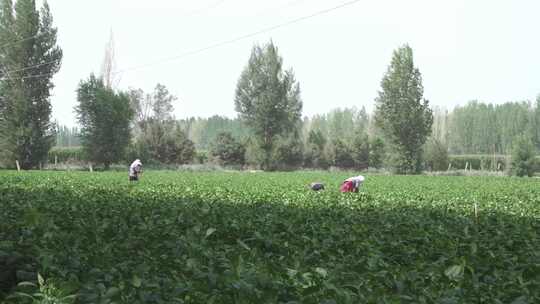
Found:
<box><xmin>46</xmin><ymin>0</ymin><xmax>540</xmax><ymax>127</ymax></box>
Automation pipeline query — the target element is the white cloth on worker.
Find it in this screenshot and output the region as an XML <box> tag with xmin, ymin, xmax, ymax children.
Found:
<box><xmin>345</xmin><ymin>175</ymin><xmax>365</xmax><ymax>188</ymax></box>
<box><xmin>129</xmin><ymin>159</ymin><xmax>142</xmax><ymax>177</ymax></box>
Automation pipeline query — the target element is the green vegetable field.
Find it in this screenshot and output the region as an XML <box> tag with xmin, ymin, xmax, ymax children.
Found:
<box><xmin>1</xmin><ymin>171</ymin><xmax>539</xmax><ymax>303</ymax></box>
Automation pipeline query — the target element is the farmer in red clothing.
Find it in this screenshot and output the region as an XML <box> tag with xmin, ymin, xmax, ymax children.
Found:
<box><xmin>340</xmin><ymin>175</ymin><xmax>365</xmax><ymax>193</ymax></box>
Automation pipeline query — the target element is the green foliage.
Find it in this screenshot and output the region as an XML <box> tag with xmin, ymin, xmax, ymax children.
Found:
<box><xmin>194</xmin><ymin>150</ymin><xmax>208</xmax><ymax>165</ymax></box>
<box><xmin>511</xmin><ymin>135</ymin><xmax>537</xmax><ymax>177</ymax></box>
<box><xmin>151</xmin><ymin>84</ymin><xmax>176</xmax><ymax>122</ymax></box>
<box><xmin>234</xmin><ymin>41</ymin><xmax>302</xmax><ymax>170</ymax></box>
<box><xmin>0</xmin><ymin>0</ymin><xmax>62</xmax><ymax>169</ymax></box>
<box><xmin>210</xmin><ymin>132</ymin><xmax>245</xmax><ymax>166</ymax></box>
<box><xmin>134</xmin><ymin>120</ymin><xmax>195</xmax><ymax>165</ymax></box>
<box><xmin>351</xmin><ymin>132</ymin><xmax>369</xmax><ymax>170</ymax></box>
<box><xmin>369</xmin><ymin>137</ymin><xmax>385</xmax><ymax>169</ymax></box>
<box><xmin>178</xmin><ymin>116</ymin><xmax>249</xmax><ymax>151</ymax></box>
<box><xmin>330</xmin><ymin>139</ymin><xmax>354</xmax><ymax>169</ymax></box>
<box><xmin>75</xmin><ymin>74</ymin><xmax>133</xmax><ymax>169</ymax></box>
<box><xmin>1</xmin><ymin>172</ymin><xmax>539</xmax><ymax>303</ymax></box>
<box><xmin>270</xmin><ymin>134</ymin><xmax>303</xmax><ymax>171</ymax></box>
<box><xmin>47</xmin><ymin>147</ymin><xmax>84</xmax><ymax>164</ymax></box>
<box><xmin>303</xmin><ymin>130</ymin><xmax>328</xmax><ymax>169</ymax></box>
<box><xmin>533</xmin><ymin>96</ymin><xmax>540</xmax><ymax>150</ymax></box>
<box><xmin>127</xmin><ymin>84</ymin><xmax>196</xmax><ymax>166</ymax></box>
<box><xmin>8</xmin><ymin>274</ymin><xmax>76</xmax><ymax>304</ymax></box>
<box><xmin>305</xmin><ymin>107</ymin><xmax>369</xmax><ymax>145</ymax></box>
<box><xmin>150</xmin><ymin>124</ymin><xmax>192</xmax><ymax>165</ymax></box>
<box><xmin>54</xmin><ymin>125</ymin><xmax>80</xmax><ymax>148</ymax></box>
<box><xmin>424</xmin><ymin>138</ymin><xmax>449</xmax><ymax>171</ymax></box>
<box><xmin>374</xmin><ymin>44</ymin><xmax>433</xmax><ymax>174</ymax></box>
<box><xmin>448</xmin><ymin>101</ymin><xmax>534</xmax><ymax>154</ymax></box>
<box><xmin>307</xmin><ymin>129</ymin><xmax>326</xmax><ymax>151</ymax></box>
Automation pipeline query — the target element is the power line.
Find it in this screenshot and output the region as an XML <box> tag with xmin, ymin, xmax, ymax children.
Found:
<box><xmin>2</xmin><ymin>0</ymin><xmax>362</xmax><ymax>82</ymax></box>
<box><xmin>0</xmin><ymin>29</ymin><xmax>54</xmax><ymax>50</ymax></box>
<box><xmin>0</xmin><ymin>58</ymin><xmax>60</xmax><ymax>82</ymax></box>
<box><xmin>1</xmin><ymin>59</ymin><xmax>61</xmax><ymax>75</ymax></box>
<box><xmin>21</xmin><ymin>72</ymin><xmax>55</xmax><ymax>80</ymax></box>
<box><xmin>0</xmin><ymin>71</ymin><xmax>56</xmax><ymax>82</ymax></box>
<box><xmin>0</xmin><ymin>1</ymin><xmax>225</xmax><ymax>79</ymax></box>
<box><xmin>0</xmin><ymin>29</ymin><xmax>58</xmax><ymax>80</ymax></box>
<box><xmin>114</xmin><ymin>0</ymin><xmax>362</xmax><ymax>75</ymax></box>
<box><xmin>0</xmin><ymin>0</ymin><xmax>223</xmax><ymax>52</ymax></box>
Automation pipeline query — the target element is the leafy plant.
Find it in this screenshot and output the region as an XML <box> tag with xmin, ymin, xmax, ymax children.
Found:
<box><xmin>1</xmin><ymin>171</ymin><xmax>539</xmax><ymax>303</ymax></box>
<box><xmin>8</xmin><ymin>274</ymin><xmax>76</xmax><ymax>304</ymax></box>
<box><xmin>511</xmin><ymin>135</ymin><xmax>537</xmax><ymax>177</ymax></box>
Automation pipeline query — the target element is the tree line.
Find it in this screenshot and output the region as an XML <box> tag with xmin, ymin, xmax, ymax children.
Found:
<box><xmin>0</xmin><ymin>0</ymin><xmax>537</xmax><ymax>175</ymax></box>
<box><xmin>435</xmin><ymin>101</ymin><xmax>540</xmax><ymax>155</ymax></box>
<box><xmin>66</xmin><ymin>42</ymin><xmax>435</xmax><ymax>174</ymax></box>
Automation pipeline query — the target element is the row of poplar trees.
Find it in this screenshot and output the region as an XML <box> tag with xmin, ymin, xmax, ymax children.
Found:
<box><xmin>0</xmin><ymin>0</ymin><xmax>62</xmax><ymax>169</ymax></box>
<box><xmin>235</xmin><ymin>41</ymin><xmax>433</xmax><ymax>173</ymax></box>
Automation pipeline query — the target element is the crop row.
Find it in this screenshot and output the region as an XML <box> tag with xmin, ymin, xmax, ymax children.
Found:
<box><xmin>1</xmin><ymin>171</ymin><xmax>539</xmax><ymax>303</ymax></box>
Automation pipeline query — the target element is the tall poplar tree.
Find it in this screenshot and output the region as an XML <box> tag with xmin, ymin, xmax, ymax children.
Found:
<box><xmin>234</xmin><ymin>41</ymin><xmax>302</xmax><ymax>170</ymax></box>
<box><xmin>374</xmin><ymin>44</ymin><xmax>432</xmax><ymax>174</ymax></box>
<box><xmin>0</xmin><ymin>0</ymin><xmax>62</xmax><ymax>169</ymax></box>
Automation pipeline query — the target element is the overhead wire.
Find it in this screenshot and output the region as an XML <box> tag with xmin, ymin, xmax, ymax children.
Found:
<box><xmin>1</xmin><ymin>0</ymin><xmax>362</xmax><ymax>81</ymax></box>
<box><xmin>0</xmin><ymin>0</ymin><xmax>227</xmax><ymax>81</ymax></box>
<box><xmin>0</xmin><ymin>29</ymin><xmax>54</xmax><ymax>50</ymax></box>
<box><xmin>113</xmin><ymin>0</ymin><xmax>362</xmax><ymax>75</ymax></box>
<box><xmin>0</xmin><ymin>1</ymin><xmax>226</xmax><ymax>77</ymax></box>
<box><xmin>0</xmin><ymin>29</ymin><xmax>59</xmax><ymax>81</ymax></box>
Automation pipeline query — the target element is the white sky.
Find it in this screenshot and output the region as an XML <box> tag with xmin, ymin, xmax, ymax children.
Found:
<box><xmin>46</xmin><ymin>0</ymin><xmax>540</xmax><ymax>127</ymax></box>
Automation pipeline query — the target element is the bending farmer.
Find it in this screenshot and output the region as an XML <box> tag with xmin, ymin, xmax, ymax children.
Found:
<box><xmin>340</xmin><ymin>175</ymin><xmax>365</xmax><ymax>193</ymax></box>
<box><xmin>129</xmin><ymin>159</ymin><xmax>143</xmax><ymax>181</ymax></box>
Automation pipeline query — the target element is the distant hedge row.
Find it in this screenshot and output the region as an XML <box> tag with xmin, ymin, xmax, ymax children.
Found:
<box><xmin>448</xmin><ymin>155</ymin><xmax>540</xmax><ymax>172</ymax></box>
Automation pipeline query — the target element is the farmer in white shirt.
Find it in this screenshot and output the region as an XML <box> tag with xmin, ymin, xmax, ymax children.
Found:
<box><xmin>129</xmin><ymin>159</ymin><xmax>143</xmax><ymax>182</ymax></box>
<box><xmin>340</xmin><ymin>175</ymin><xmax>365</xmax><ymax>193</ymax></box>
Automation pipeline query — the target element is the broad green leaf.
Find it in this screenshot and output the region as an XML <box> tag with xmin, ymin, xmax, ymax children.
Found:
<box><xmin>445</xmin><ymin>265</ymin><xmax>464</xmax><ymax>281</ymax></box>
<box><xmin>315</xmin><ymin>267</ymin><xmax>328</xmax><ymax>278</ymax></box>
<box><xmin>131</xmin><ymin>275</ymin><xmax>142</xmax><ymax>288</ymax></box>
<box><xmin>510</xmin><ymin>296</ymin><xmax>528</xmax><ymax>304</ymax></box>
<box><xmin>205</xmin><ymin>228</ymin><xmax>216</xmax><ymax>238</ymax></box>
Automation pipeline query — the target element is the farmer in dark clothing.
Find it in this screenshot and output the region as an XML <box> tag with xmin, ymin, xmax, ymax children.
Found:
<box><xmin>310</xmin><ymin>182</ymin><xmax>325</xmax><ymax>191</ymax></box>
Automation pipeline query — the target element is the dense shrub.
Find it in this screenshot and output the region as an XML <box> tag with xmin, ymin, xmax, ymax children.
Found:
<box><xmin>210</xmin><ymin>132</ymin><xmax>246</xmax><ymax>166</ymax></box>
